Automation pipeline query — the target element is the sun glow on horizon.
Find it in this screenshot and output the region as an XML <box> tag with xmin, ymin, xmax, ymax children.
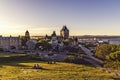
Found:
<box><xmin>0</xmin><ymin>0</ymin><xmax>120</xmax><ymax>36</ymax></box>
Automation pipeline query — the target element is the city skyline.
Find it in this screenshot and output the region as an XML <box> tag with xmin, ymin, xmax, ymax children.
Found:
<box><xmin>0</xmin><ymin>0</ymin><xmax>120</xmax><ymax>36</ymax></box>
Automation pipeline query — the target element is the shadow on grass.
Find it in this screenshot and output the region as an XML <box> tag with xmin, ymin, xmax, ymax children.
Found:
<box><xmin>77</xmin><ymin>59</ymin><xmax>95</xmax><ymax>67</ymax></box>
<box><xmin>0</xmin><ymin>62</ymin><xmax>31</xmax><ymax>67</ymax></box>
<box><xmin>64</xmin><ymin>58</ymin><xmax>96</xmax><ymax>68</ymax></box>
<box><xmin>31</xmin><ymin>67</ymin><xmax>50</xmax><ymax>70</ymax></box>
<box><xmin>112</xmin><ymin>78</ymin><xmax>120</xmax><ymax>80</ymax></box>
<box><xmin>0</xmin><ymin>54</ymin><xmax>96</xmax><ymax>68</ymax></box>
<box><xmin>0</xmin><ymin>55</ymin><xmax>43</xmax><ymax>67</ymax></box>
<box><xmin>0</xmin><ymin>65</ymin><xmax>2</xmax><ymax>68</ymax></box>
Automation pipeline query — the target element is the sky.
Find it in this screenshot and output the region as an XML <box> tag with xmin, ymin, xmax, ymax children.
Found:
<box><xmin>0</xmin><ymin>0</ymin><xmax>120</xmax><ymax>36</ymax></box>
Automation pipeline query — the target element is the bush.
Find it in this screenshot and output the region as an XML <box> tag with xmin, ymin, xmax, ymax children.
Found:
<box><xmin>74</xmin><ymin>56</ymin><xmax>82</xmax><ymax>64</ymax></box>
<box><xmin>64</xmin><ymin>55</ymin><xmax>83</xmax><ymax>63</ymax></box>
<box><xmin>64</xmin><ymin>55</ymin><xmax>75</xmax><ymax>63</ymax></box>
<box><xmin>95</xmin><ymin>44</ymin><xmax>111</xmax><ymax>60</ymax></box>
<box><xmin>95</xmin><ymin>44</ymin><xmax>120</xmax><ymax>60</ymax></box>
<box><xmin>64</xmin><ymin>55</ymin><xmax>92</xmax><ymax>65</ymax></box>
<box><xmin>104</xmin><ymin>61</ymin><xmax>120</xmax><ymax>70</ymax></box>
<box><xmin>106</xmin><ymin>51</ymin><xmax>120</xmax><ymax>61</ymax></box>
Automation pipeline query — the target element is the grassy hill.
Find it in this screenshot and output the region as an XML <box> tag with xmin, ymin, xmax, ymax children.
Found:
<box><xmin>0</xmin><ymin>53</ymin><xmax>119</xmax><ymax>80</ymax></box>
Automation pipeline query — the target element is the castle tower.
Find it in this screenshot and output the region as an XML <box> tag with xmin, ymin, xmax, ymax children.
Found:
<box><xmin>51</xmin><ymin>31</ymin><xmax>57</xmax><ymax>40</ymax></box>
<box><xmin>51</xmin><ymin>31</ymin><xmax>56</xmax><ymax>37</ymax></box>
<box><xmin>60</xmin><ymin>25</ymin><xmax>69</xmax><ymax>39</ymax></box>
<box><xmin>25</xmin><ymin>30</ymin><xmax>30</xmax><ymax>40</ymax></box>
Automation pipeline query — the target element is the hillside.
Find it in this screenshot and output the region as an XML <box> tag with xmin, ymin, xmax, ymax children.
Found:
<box><xmin>0</xmin><ymin>53</ymin><xmax>119</xmax><ymax>80</ymax></box>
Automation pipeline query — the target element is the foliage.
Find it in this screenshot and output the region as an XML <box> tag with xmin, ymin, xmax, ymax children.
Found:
<box><xmin>105</xmin><ymin>51</ymin><xmax>120</xmax><ymax>69</ymax></box>
<box><xmin>21</xmin><ymin>36</ymin><xmax>29</xmax><ymax>47</ymax></box>
<box><xmin>73</xmin><ymin>56</ymin><xmax>85</xmax><ymax>64</ymax></box>
<box><xmin>104</xmin><ymin>61</ymin><xmax>120</xmax><ymax>70</ymax></box>
<box><xmin>64</xmin><ymin>55</ymin><xmax>75</xmax><ymax>63</ymax></box>
<box><xmin>0</xmin><ymin>53</ymin><xmax>27</xmax><ymax>57</ymax></box>
<box><xmin>26</xmin><ymin>40</ymin><xmax>37</xmax><ymax>49</ymax></box>
<box><xmin>95</xmin><ymin>44</ymin><xmax>120</xmax><ymax>60</ymax></box>
<box><xmin>63</xmin><ymin>39</ymin><xmax>72</xmax><ymax>46</ymax></box>
<box><xmin>38</xmin><ymin>39</ymin><xmax>46</xmax><ymax>43</ymax></box>
<box><xmin>95</xmin><ymin>44</ymin><xmax>120</xmax><ymax>69</ymax></box>
<box><xmin>95</xmin><ymin>44</ymin><xmax>111</xmax><ymax>60</ymax></box>
<box><xmin>64</xmin><ymin>55</ymin><xmax>91</xmax><ymax>64</ymax></box>
<box><xmin>0</xmin><ymin>53</ymin><xmax>119</xmax><ymax>80</ymax></box>
<box><xmin>106</xmin><ymin>51</ymin><xmax>120</xmax><ymax>61</ymax></box>
<box><xmin>35</xmin><ymin>39</ymin><xmax>52</xmax><ymax>50</ymax></box>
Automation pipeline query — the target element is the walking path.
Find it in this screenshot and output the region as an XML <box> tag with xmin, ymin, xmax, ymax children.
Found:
<box><xmin>79</xmin><ymin>45</ymin><xmax>104</xmax><ymax>67</ymax></box>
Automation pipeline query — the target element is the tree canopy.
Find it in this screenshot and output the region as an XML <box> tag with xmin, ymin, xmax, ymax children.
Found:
<box><xmin>106</xmin><ymin>51</ymin><xmax>120</xmax><ymax>61</ymax></box>
<box><xmin>95</xmin><ymin>44</ymin><xmax>120</xmax><ymax>69</ymax></box>
<box><xmin>95</xmin><ymin>44</ymin><xmax>120</xmax><ymax>60</ymax></box>
<box><xmin>35</xmin><ymin>39</ymin><xmax>52</xmax><ymax>50</ymax></box>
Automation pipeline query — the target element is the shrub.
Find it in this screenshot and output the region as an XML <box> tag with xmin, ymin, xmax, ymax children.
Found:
<box><xmin>95</xmin><ymin>44</ymin><xmax>111</xmax><ymax>60</ymax></box>
<box><xmin>64</xmin><ymin>55</ymin><xmax>83</xmax><ymax>63</ymax></box>
<box><xmin>64</xmin><ymin>55</ymin><xmax>92</xmax><ymax>65</ymax></box>
<box><xmin>95</xmin><ymin>44</ymin><xmax>120</xmax><ymax>60</ymax></box>
<box><xmin>104</xmin><ymin>61</ymin><xmax>120</xmax><ymax>70</ymax></box>
<box><xmin>106</xmin><ymin>51</ymin><xmax>120</xmax><ymax>61</ymax></box>
<box><xmin>64</xmin><ymin>55</ymin><xmax>75</xmax><ymax>63</ymax></box>
<box><xmin>74</xmin><ymin>56</ymin><xmax>82</xmax><ymax>64</ymax></box>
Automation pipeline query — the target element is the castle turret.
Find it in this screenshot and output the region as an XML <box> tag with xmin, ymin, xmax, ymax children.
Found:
<box><xmin>51</xmin><ymin>31</ymin><xmax>57</xmax><ymax>40</ymax></box>
<box><xmin>60</xmin><ymin>25</ymin><xmax>69</xmax><ymax>39</ymax></box>
<box><xmin>25</xmin><ymin>30</ymin><xmax>30</xmax><ymax>40</ymax></box>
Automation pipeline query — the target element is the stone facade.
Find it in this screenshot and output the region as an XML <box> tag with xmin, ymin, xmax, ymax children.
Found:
<box><xmin>0</xmin><ymin>35</ymin><xmax>21</xmax><ymax>50</ymax></box>
<box><xmin>45</xmin><ymin>26</ymin><xmax>69</xmax><ymax>41</ymax></box>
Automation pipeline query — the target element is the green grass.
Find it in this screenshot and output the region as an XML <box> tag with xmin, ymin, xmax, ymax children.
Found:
<box><xmin>0</xmin><ymin>53</ymin><xmax>26</xmax><ymax>57</ymax></box>
<box><xmin>0</xmin><ymin>53</ymin><xmax>119</xmax><ymax>80</ymax></box>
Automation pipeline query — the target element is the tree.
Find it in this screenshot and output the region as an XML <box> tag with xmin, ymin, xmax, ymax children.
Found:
<box><xmin>106</xmin><ymin>51</ymin><xmax>120</xmax><ymax>61</ymax></box>
<box><xmin>63</xmin><ymin>39</ymin><xmax>72</xmax><ymax>46</ymax></box>
<box><xmin>21</xmin><ymin>36</ymin><xmax>28</xmax><ymax>47</ymax></box>
<box><xmin>105</xmin><ymin>51</ymin><xmax>120</xmax><ymax>69</ymax></box>
<box><xmin>35</xmin><ymin>39</ymin><xmax>52</xmax><ymax>51</ymax></box>
<box><xmin>95</xmin><ymin>44</ymin><xmax>111</xmax><ymax>60</ymax></box>
<box><xmin>26</xmin><ymin>40</ymin><xmax>37</xmax><ymax>50</ymax></box>
<box><xmin>95</xmin><ymin>44</ymin><xmax>120</xmax><ymax>69</ymax></box>
<box><xmin>95</xmin><ymin>44</ymin><xmax>120</xmax><ymax>60</ymax></box>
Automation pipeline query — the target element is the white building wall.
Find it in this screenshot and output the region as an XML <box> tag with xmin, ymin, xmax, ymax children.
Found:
<box><xmin>0</xmin><ymin>36</ymin><xmax>21</xmax><ymax>49</ymax></box>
